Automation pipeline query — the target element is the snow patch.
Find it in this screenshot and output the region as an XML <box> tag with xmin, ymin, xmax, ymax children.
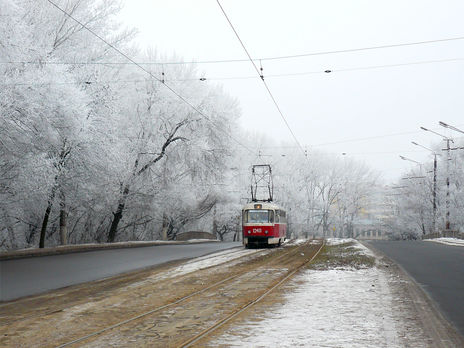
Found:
<box><xmin>154</xmin><ymin>248</ymin><xmax>266</xmax><ymax>280</ymax></box>
<box><xmin>352</xmin><ymin>241</ymin><xmax>376</xmax><ymax>257</ymax></box>
<box><xmin>214</xmin><ymin>267</ymin><xmax>402</xmax><ymax>348</ymax></box>
<box><xmin>287</xmin><ymin>239</ymin><xmax>308</xmax><ymax>245</ymax></box>
<box><xmin>325</xmin><ymin>237</ymin><xmax>355</xmax><ymax>245</ymax></box>
<box><xmin>210</xmin><ymin>240</ymin><xmax>431</xmax><ymax>347</ymax></box>
<box><xmin>424</xmin><ymin>237</ymin><xmax>464</xmax><ymax>247</ymax></box>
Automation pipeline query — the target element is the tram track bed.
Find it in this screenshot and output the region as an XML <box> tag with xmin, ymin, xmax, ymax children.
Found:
<box><xmin>1</xmin><ymin>239</ymin><xmax>462</xmax><ymax>347</ymax></box>
<box><xmin>0</xmin><ymin>241</ymin><xmax>320</xmax><ymax>347</ymax></box>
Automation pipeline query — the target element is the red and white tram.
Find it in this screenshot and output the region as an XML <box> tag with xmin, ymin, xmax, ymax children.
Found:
<box><xmin>242</xmin><ymin>202</ymin><xmax>287</xmax><ymax>248</ymax></box>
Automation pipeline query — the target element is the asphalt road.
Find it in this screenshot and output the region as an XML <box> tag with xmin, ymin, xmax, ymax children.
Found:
<box><xmin>0</xmin><ymin>242</ymin><xmax>241</xmax><ymax>302</ymax></box>
<box><xmin>368</xmin><ymin>240</ymin><xmax>464</xmax><ymax>337</ymax></box>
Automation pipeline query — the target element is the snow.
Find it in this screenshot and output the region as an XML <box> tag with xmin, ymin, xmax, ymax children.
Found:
<box><xmin>424</xmin><ymin>237</ymin><xmax>464</xmax><ymax>247</ymax></box>
<box><xmin>325</xmin><ymin>237</ymin><xmax>376</xmax><ymax>257</ymax></box>
<box><xmin>325</xmin><ymin>237</ymin><xmax>355</xmax><ymax>245</ymax></box>
<box><xmin>215</xmin><ymin>269</ymin><xmax>400</xmax><ymax>347</ymax></box>
<box><xmin>287</xmin><ymin>238</ymin><xmax>309</xmax><ymax>245</ymax></box>
<box><xmin>154</xmin><ymin>248</ymin><xmax>267</xmax><ymax>281</ymax></box>
<box><xmin>211</xmin><ymin>239</ymin><xmax>429</xmax><ymax>347</ymax></box>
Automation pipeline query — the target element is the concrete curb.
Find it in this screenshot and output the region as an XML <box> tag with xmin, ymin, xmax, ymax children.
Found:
<box><xmin>0</xmin><ymin>240</ymin><xmax>219</xmax><ymax>261</ymax></box>
<box><xmin>363</xmin><ymin>241</ymin><xmax>464</xmax><ymax>347</ymax></box>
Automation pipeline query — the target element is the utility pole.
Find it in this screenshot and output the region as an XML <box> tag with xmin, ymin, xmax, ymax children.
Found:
<box><xmin>439</xmin><ymin>121</ymin><xmax>464</xmax><ymax>233</ymax></box>
<box><xmin>411</xmin><ymin>142</ymin><xmax>439</xmax><ymax>234</ymax></box>
<box><xmin>445</xmin><ymin>138</ymin><xmax>451</xmax><ymax>231</ymax></box>
<box><xmin>420</xmin><ymin>126</ymin><xmax>454</xmax><ymax>234</ymax></box>
<box><xmin>432</xmin><ymin>154</ymin><xmax>437</xmax><ymax>233</ymax></box>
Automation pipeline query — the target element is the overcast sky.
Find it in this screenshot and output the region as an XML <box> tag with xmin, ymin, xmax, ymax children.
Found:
<box><xmin>119</xmin><ymin>0</ymin><xmax>464</xmax><ymax>182</ymax></box>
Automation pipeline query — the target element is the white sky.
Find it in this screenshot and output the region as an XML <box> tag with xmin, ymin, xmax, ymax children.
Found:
<box><xmin>119</xmin><ymin>0</ymin><xmax>464</xmax><ymax>183</ymax></box>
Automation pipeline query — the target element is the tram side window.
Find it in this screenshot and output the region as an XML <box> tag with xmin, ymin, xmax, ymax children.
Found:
<box><xmin>245</xmin><ymin>210</ymin><xmax>273</xmax><ymax>223</ymax></box>
<box><xmin>275</xmin><ymin>210</ymin><xmax>280</xmax><ymax>223</ymax></box>
<box><xmin>280</xmin><ymin>211</ymin><xmax>287</xmax><ymax>224</ymax></box>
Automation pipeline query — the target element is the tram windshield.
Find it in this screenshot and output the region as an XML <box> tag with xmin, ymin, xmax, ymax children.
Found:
<box><xmin>243</xmin><ymin>209</ymin><xmax>274</xmax><ymax>223</ymax></box>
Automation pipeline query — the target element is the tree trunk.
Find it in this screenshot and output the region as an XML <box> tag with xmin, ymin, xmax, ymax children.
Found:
<box><xmin>161</xmin><ymin>213</ymin><xmax>168</xmax><ymax>241</ymax></box>
<box><xmin>39</xmin><ymin>200</ymin><xmax>54</xmax><ymax>248</ymax></box>
<box><xmin>59</xmin><ymin>190</ymin><xmax>67</xmax><ymax>245</ymax></box>
<box><xmin>212</xmin><ymin>205</ymin><xmax>218</xmax><ymax>239</ymax></box>
<box><xmin>107</xmin><ymin>185</ymin><xmax>129</xmax><ymax>243</ymax></box>
<box><xmin>39</xmin><ymin>185</ymin><xmax>57</xmax><ymax>248</ymax></box>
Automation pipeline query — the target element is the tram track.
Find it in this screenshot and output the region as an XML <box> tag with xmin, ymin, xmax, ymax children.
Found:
<box><xmin>56</xmin><ymin>242</ymin><xmax>313</xmax><ymax>347</ymax></box>
<box><xmin>179</xmin><ymin>240</ymin><xmax>325</xmax><ymax>348</ymax></box>
<box><xmin>0</xmin><ymin>247</ymin><xmax>264</xmax><ymax>326</ymax></box>
<box><xmin>1</xmin><ymin>241</ymin><xmax>323</xmax><ymax>348</ymax></box>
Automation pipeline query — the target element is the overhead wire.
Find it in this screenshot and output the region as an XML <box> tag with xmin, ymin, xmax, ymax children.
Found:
<box><xmin>215</xmin><ymin>0</ymin><xmax>307</xmax><ymax>159</ymax></box>
<box><xmin>44</xmin><ymin>0</ymin><xmax>255</xmax><ymax>155</ymax></box>
<box><xmin>14</xmin><ymin>1</ymin><xmax>464</xmax><ymax>168</ymax></box>
<box><xmin>248</xmin><ymin>123</ymin><xmax>464</xmax><ymax>149</ymax></box>
<box><xmin>3</xmin><ymin>56</ymin><xmax>464</xmax><ymax>87</ymax></box>
<box><xmin>3</xmin><ymin>34</ymin><xmax>464</xmax><ymax>66</ymax></box>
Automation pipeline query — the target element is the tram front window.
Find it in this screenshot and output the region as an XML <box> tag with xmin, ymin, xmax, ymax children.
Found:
<box><xmin>245</xmin><ymin>210</ymin><xmax>273</xmax><ymax>223</ymax></box>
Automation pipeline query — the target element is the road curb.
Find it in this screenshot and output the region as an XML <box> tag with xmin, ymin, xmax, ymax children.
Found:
<box><xmin>0</xmin><ymin>240</ymin><xmax>219</xmax><ymax>261</ymax></box>
<box><xmin>363</xmin><ymin>241</ymin><xmax>464</xmax><ymax>348</ymax></box>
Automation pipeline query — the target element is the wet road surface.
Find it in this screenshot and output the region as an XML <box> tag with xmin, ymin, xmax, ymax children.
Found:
<box><xmin>0</xmin><ymin>242</ymin><xmax>241</xmax><ymax>301</ymax></box>
<box><xmin>368</xmin><ymin>240</ymin><xmax>464</xmax><ymax>337</ymax></box>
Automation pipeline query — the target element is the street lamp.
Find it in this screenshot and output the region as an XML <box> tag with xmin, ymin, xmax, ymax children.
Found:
<box><xmin>421</xmin><ymin>126</ymin><xmax>453</xmax><ymax>231</ymax></box>
<box><xmin>420</xmin><ymin>126</ymin><xmax>451</xmax><ymax>141</ymax></box>
<box><xmin>399</xmin><ymin>155</ymin><xmax>428</xmax><ymax>235</ymax></box>
<box><xmin>439</xmin><ymin>121</ymin><xmax>464</xmax><ymax>134</ymax></box>
<box><xmin>399</xmin><ymin>155</ymin><xmax>421</xmax><ymax>164</ymax></box>
<box><xmin>411</xmin><ymin>141</ymin><xmax>439</xmax><ymax>234</ymax></box>
<box><xmin>399</xmin><ymin>155</ymin><xmax>425</xmax><ymax>178</ymax></box>
<box><xmin>439</xmin><ymin>122</ymin><xmax>464</xmax><ymax>150</ymax></box>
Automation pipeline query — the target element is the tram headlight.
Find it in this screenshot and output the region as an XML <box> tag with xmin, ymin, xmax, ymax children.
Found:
<box><xmin>248</xmin><ymin>231</ymin><xmax>251</xmax><ymax>234</ymax></box>
<box><xmin>265</xmin><ymin>230</ymin><xmax>268</xmax><ymax>234</ymax></box>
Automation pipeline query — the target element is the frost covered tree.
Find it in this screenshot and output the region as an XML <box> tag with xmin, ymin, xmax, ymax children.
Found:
<box><xmin>0</xmin><ymin>0</ymin><xmax>136</xmax><ymax>248</ymax></box>
<box><xmin>272</xmin><ymin>149</ymin><xmax>379</xmax><ymax>239</ymax></box>
<box><xmin>385</xmin><ymin>137</ymin><xmax>464</xmax><ymax>239</ymax></box>
<box><xmin>98</xmin><ymin>54</ymin><xmax>240</xmax><ymax>242</ymax></box>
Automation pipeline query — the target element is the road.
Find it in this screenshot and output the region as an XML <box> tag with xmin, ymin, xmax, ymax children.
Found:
<box><xmin>0</xmin><ymin>242</ymin><xmax>241</xmax><ymax>302</ymax></box>
<box><xmin>368</xmin><ymin>240</ymin><xmax>464</xmax><ymax>337</ymax></box>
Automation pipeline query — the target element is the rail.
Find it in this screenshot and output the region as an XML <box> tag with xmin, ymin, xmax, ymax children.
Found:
<box><xmin>53</xmin><ymin>241</ymin><xmax>320</xmax><ymax>347</ymax></box>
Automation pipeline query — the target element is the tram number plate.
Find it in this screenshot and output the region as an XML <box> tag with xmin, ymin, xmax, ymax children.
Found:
<box><xmin>252</xmin><ymin>228</ymin><xmax>262</xmax><ymax>233</ymax></box>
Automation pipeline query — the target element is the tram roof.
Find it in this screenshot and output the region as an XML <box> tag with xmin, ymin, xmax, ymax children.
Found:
<box><xmin>242</xmin><ymin>202</ymin><xmax>284</xmax><ymax>211</ymax></box>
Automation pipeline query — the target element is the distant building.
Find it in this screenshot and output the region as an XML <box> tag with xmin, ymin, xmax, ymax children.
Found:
<box><xmin>352</xmin><ymin>218</ymin><xmax>386</xmax><ymax>240</ymax></box>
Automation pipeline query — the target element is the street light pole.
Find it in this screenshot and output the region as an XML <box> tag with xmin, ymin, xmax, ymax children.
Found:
<box><xmin>399</xmin><ymin>155</ymin><xmax>423</xmax><ymax>173</ymax></box>
<box><xmin>411</xmin><ymin>141</ymin><xmax>438</xmax><ymax>234</ymax></box>
<box><xmin>438</xmin><ymin>121</ymin><xmax>464</xmax><ymax>232</ymax></box>
<box><xmin>439</xmin><ymin>121</ymin><xmax>464</xmax><ymax>135</ymax></box>
<box><xmin>445</xmin><ymin>138</ymin><xmax>451</xmax><ymax>230</ymax></box>
<box><xmin>433</xmin><ymin>155</ymin><xmax>437</xmax><ymax>232</ymax></box>
<box><xmin>400</xmin><ymin>155</ymin><xmax>427</xmax><ymax>235</ymax></box>
<box><xmin>420</xmin><ymin>126</ymin><xmax>453</xmax><ymax>233</ymax></box>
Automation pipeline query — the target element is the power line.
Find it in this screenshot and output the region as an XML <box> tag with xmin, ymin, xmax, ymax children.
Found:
<box><xmin>215</xmin><ymin>0</ymin><xmax>307</xmax><ymax>158</ymax></box>
<box><xmin>313</xmin><ymin>130</ymin><xmax>430</xmax><ymax>147</ymax></box>
<box><xmin>44</xmin><ymin>0</ymin><xmax>255</xmax><ymax>155</ymax></box>
<box><xmin>3</xmin><ymin>34</ymin><xmax>464</xmax><ymax>66</ymax></box>
<box><xmin>3</xmin><ymin>56</ymin><xmax>464</xmax><ymax>87</ymax></box>
<box><xmin>253</xmin><ymin>124</ymin><xmax>464</xmax><ymax>149</ymax></box>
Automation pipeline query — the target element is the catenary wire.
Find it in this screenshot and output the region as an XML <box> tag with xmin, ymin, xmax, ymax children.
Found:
<box><xmin>44</xmin><ymin>0</ymin><xmax>255</xmax><ymax>155</ymax></box>
<box><xmin>215</xmin><ymin>0</ymin><xmax>307</xmax><ymax>159</ymax></box>
<box><xmin>3</xmin><ymin>56</ymin><xmax>464</xmax><ymax>87</ymax></box>
<box><xmin>2</xmin><ymin>35</ymin><xmax>464</xmax><ymax>66</ymax></box>
<box><xmin>15</xmin><ymin>1</ymin><xmax>464</xmax><ymax>166</ymax></box>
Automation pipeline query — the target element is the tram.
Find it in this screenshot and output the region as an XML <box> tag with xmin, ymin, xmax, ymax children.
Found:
<box><xmin>242</xmin><ymin>202</ymin><xmax>287</xmax><ymax>248</ymax></box>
